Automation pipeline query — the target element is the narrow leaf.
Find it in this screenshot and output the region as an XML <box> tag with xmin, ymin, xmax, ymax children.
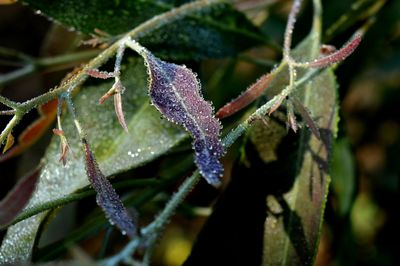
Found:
<box><xmin>143</xmin><ymin>51</ymin><xmax>224</xmax><ymax>187</ymax></box>
<box><xmin>82</xmin><ymin>139</ymin><xmax>135</xmax><ymax>237</ymax></box>
<box><xmin>216</xmin><ymin>71</ymin><xmax>273</xmax><ymax>119</ymax></box>
<box><xmin>0</xmin><ymin>168</ymin><xmax>40</xmax><ymax>228</ymax></box>
<box><xmin>302</xmin><ymin>33</ymin><xmax>362</xmax><ymax>68</ymax></box>
<box><xmin>114</xmin><ymin>92</ymin><xmax>129</xmax><ymax>132</ymax></box>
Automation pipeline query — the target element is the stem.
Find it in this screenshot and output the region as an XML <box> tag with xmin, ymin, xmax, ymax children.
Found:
<box><xmin>36</xmin><ymin>50</ymin><xmax>100</xmax><ymax>68</ymax></box>
<box><xmin>0</xmin><ymin>0</ymin><xmax>224</xmax><ymax>131</ymax></box>
<box><xmin>0</xmin><ymin>114</ymin><xmax>21</xmax><ymax>146</ymax></box>
<box><xmin>0</xmin><ymin>50</ymin><xmax>99</xmax><ymax>87</ymax></box>
<box><xmin>0</xmin><ymin>64</ymin><xmax>36</xmax><ymax>86</ymax></box>
<box><xmin>0</xmin><ymin>110</ymin><xmax>15</xmax><ymax>115</ymax></box>
<box><xmin>0</xmin><ymin>95</ymin><xmax>19</xmax><ymax>109</ymax></box>
<box><xmin>102</xmin><ymin>171</ymin><xmax>201</xmax><ymax>266</ymax></box>
<box><xmin>10</xmin><ymin>178</ymin><xmax>160</xmax><ymax>227</ymax></box>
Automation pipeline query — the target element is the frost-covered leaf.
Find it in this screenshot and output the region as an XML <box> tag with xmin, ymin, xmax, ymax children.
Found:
<box><xmin>83</xmin><ymin>139</ymin><xmax>135</xmax><ymax>237</ymax></box>
<box><xmin>0</xmin><ymin>168</ymin><xmax>39</xmax><ymax>229</ymax></box>
<box><xmin>142</xmin><ymin>51</ymin><xmax>224</xmax><ymax>187</ymax></box>
<box><xmin>300</xmin><ymin>33</ymin><xmax>362</xmax><ymax>68</ymax></box>
<box><xmin>22</xmin><ymin>0</ymin><xmax>264</xmax><ymax>60</ymax></box>
<box><xmin>0</xmin><ymin>59</ymin><xmax>186</xmax><ymax>263</ymax></box>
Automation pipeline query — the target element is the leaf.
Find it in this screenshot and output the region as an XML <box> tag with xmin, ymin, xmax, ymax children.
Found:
<box><xmin>142</xmin><ymin>51</ymin><xmax>224</xmax><ymax>187</ymax></box>
<box><xmin>301</xmin><ymin>33</ymin><xmax>362</xmax><ymax>68</ymax></box>
<box><xmin>0</xmin><ymin>168</ymin><xmax>40</xmax><ymax>229</ymax></box>
<box><xmin>248</xmin><ymin>34</ymin><xmax>339</xmax><ymax>266</ymax></box>
<box><xmin>0</xmin><ymin>58</ymin><xmax>186</xmax><ymax>263</ymax></box>
<box><xmin>330</xmin><ymin>138</ymin><xmax>356</xmax><ymax>217</ymax></box>
<box><xmin>21</xmin><ymin>0</ymin><xmax>264</xmax><ymax>60</ymax></box>
<box><xmin>83</xmin><ymin>139</ymin><xmax>135</xmax><ymax>237</ymax></box>
<box><xmin>216</xmin><ymin>71</ymin><xmax>274</xmax><ymax>119</ymax></box>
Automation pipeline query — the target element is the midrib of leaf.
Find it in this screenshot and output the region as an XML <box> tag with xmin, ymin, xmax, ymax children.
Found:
<box><xmin>153</xmin><ymin>59</ymin><xmax>210</xmax><ymax>157</ymax></box>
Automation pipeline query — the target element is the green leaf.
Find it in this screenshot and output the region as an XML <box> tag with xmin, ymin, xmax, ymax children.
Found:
<box><xmin>331</xmin><ymin>138</ymin><xmax>356</xmax><ymax>217</ymax></box>
<box><xmin>249</xmin><ymin>37</ymin><xmax>338</xmax><ymax>266</ymax></box>
<box><xmin>22</xmin><ymin>0</ymin><xmax>266</xmax><ymax>60</ymax></box>
<box><xmin>0</xmin><ymin>58</ymin><xmax>186</xmax><ymax>263</ymax></box>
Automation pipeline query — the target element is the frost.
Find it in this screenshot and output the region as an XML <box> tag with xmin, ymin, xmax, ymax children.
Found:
<box><xmin>143</xmin><ymin>51</ymin><xmax>224</xmax><ymax>187</ymax></box>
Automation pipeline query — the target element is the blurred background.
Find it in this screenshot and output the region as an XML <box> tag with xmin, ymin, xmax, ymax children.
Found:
<box><xmin>0</xmin><ymin>0</ymin><xmax>398</xmax><ymax>265</ymax></box>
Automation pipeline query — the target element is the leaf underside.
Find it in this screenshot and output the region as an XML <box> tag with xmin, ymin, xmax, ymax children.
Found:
<box><xmin>83</xmin><ymin>140</ymin><xmax>135</xmax><ymax>237</ymax></box>
<box><xmin>144</xmin><ymin>52</ymin><xmax>224</xmax><ymax>186</ymax></box>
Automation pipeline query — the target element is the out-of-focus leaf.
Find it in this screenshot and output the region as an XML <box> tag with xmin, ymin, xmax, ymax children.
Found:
<box><xmin>22</xmin><ymin>0</ymin><xmax>265</xmax><ymax>60</ymax></box>
<box><xmin>324</xmin><ymin>0</ymin><xmax>385</xmax><ymax>41</ymax></box>
<box><xmin>331</xmin><ymin>138</ymin><xmax>355</xmax><ymax>217</ymax></box>
<box><xmin>143</xmin><ymin>50</ymin><xmax>224</xmax><ymax>187</ymax></box>
<box><xmin>0</xmin><ymin>58</ymin><xmax>186</xmax><ymax>263</ymax></box>
<box><xmin>0</xmin><ymin>168</ymin><xmax>40</xmax><ymax>229</ymax></box>
<box><xmin>249</xmin><ymin>36</ymin><xmax>338</xmax><ymax>266</ymax></box>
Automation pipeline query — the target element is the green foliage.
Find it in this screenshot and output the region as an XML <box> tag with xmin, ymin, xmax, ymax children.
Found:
<box><xmin>0</xmin><ymin>59</ymin><xmax>186</xmax><ymax>261</ymax></box>
<box><xmin>22</xmin><ymin>0</ymin><xmax>265</xmax><ymax>60</ymax></box>
<box><xmin>0</xmin><ymin>0</ymin><xmax>397</xmax><ymax>265</ymax></box>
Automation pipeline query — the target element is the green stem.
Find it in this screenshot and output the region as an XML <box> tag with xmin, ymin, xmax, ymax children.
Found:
<box><xmin>0</xmin><ymin>114</ymin><xmax>21</xmax><ymax>146</ymax></box>
<box><xmin>36</xmin><ymin>50</ymin><xmax>100</xmax><ymax>68</ymax></box>
<box><xmin>102</xmin><ymin>171</ymin><xmax>201</xmax><ymax>266</ymax></box>
<box><xmin>0</xmin><ymin>0</ymin><xmax>225</xmax><ymax>137</ymax></box>
<box><xmin>0</xmin><ymin>95</ymin><xmax>19</xmax><ymax>109</ymax></box>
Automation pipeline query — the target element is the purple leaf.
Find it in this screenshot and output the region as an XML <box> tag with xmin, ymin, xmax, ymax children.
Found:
<box><xmin>144</xmin><ymin>53</ymin><xmax>224</xmax><ymax>187</ymax></box>
<box><xmin>0</xmin><ymin>167</ymin><xmax>40</xmax><ymax>228</ymax></box>
<box><xmin>82</xmin><ymin>139</ymin><xmax>135</xmax><ymax>236</ymax></box>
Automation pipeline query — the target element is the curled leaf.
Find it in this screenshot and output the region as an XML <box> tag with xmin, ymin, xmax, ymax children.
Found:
<box><xmin>142</xmin><ymin>51</ymin><xmax>224</xmax><ymax>187</ymax></box>
<box><xmin>0</xmin><ymin>167</ymin><xmax>40</xmax><ymax>228</ymax></box>
<box><xmin>114</xmin><ymin>92</ymin><xmax>128</xmax><ymax>132</ymax></box>
<box><xmin>82</xmin><ymin>138</ymin><xmax>135</xmax><ymax>237</ymax></box>
<box><xmin>52</xmin><ymin>129</ymin><xmax>70</xmax><ymax>165</ymax></box>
